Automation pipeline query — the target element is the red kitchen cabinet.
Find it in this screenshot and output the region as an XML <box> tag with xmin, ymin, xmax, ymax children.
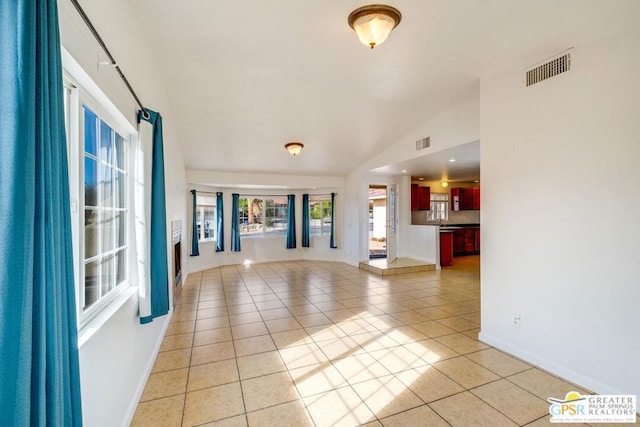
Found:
<box><xmin>452</xmin><ymin>227</ymin><xmax>480</xmax><ymax>256</ymax></box>
<box><xmin>453</xmin><ymin>229</ymin><xmax>465</xmax><ymax>255</ymax></box>
<box><xmin>440</xmin><ymin>232</ymin><xmax>453</xmax><ymax>267</ymax></box>
<box><xmin>451</xmin><ymin>187</ymin><xmax>480</xmax><ymax>210</ymax></box>
<box><xmin>464</xmin><ymin>229</ymin><xmax>475</xmax><ymax>253</ymax></box>
<box><xmin>411</xmin><ymin>184</ymin><xmax>418</xmax><ymax>211</ymax></box>
<box><xmin>472</xmin><ymin>188</ymin><xmax>480</xmax><ymax>210</ymax></box>
<box><xmin>411</xmin><ymin>184</ymin><xmax>430</xmax><ymax>210</ymax></box>
<box><xmin>418</xmin><ymin>186</ymin><xmax>430</xmax><ymax>210</ymax></box>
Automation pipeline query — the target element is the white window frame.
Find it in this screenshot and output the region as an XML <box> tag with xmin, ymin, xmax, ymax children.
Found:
<box><xmin>309</xmin><ymin>195</ymin><xmax>332</xmax><ymax>236</ymax></box>
<box><xmin>64</xmin><ymin>70</ymin><xmax>136</xmax><ymax>330</ymax></box>
<box><xmin>195</xmin><ymin>195</ymin><xmax>216</xmax><ymax>242</ymax></box>
<box><xmin>238</xmin><ymin>195</ymin><xmax>288</xmax><ymax>238</ymax></box>
<box><xmin>427</xmin><ymin>193</ymin><xmax>449</xmax><ymax>221</ymax></box>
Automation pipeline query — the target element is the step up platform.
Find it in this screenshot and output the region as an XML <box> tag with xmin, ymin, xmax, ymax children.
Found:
<box><xmin>359</xmin><ymin>257</ymin><xmax>436</xmax><ymax>276</ymax></box>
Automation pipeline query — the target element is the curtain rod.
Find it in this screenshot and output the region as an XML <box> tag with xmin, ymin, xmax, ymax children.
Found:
<box><xmin>237</xmin><ymin>193</ymin><xmax>337</xmax><ymax>198</ymax></box>
<box><xmin>192</xmin><ymin>191</ymin><xmax>337</xmax><ymax>197</ymax></box>
<box><xmin>70</xmin><ymin>0</ymin><xmax>150</xmax><ymax>120</ymax></box>
<box><xmin>191</xmin><ymin>190</ymin><xmax>220</xmax><ymax>196</ymax></box>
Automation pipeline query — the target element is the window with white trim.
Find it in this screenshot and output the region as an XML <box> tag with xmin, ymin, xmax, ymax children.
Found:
<box><xmin>195</xmin><ymin>195</ymin><xmax>216</xmax><ymax>242</ymax></box>
<box><xmin>64</xmin><ymin>75</ymin><xmax>133</xmax><ymax>327</ymax></box>
<box><xmin>426</xmin><ymin>193</ymin><xmax>449</xmax><ymax>221</ymax></box>
<box><xmin>309</xmin><ymin>195</ymin><xmax>332</xmax><ymax>236</ymax></box>
<box><xmin>238</xmin><ymin>196</ymin><xmax>288</xmax><ymax>237</ymax></box>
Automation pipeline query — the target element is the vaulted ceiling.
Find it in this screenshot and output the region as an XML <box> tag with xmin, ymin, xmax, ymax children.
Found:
<box><xmin>130</xmin><ymin>0</ymin><xmax>640</xmax><ymax>178</ymax></box>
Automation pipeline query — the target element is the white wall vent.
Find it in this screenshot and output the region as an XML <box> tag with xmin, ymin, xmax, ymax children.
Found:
<box><xmin>525</xmin><ymin>50</ymin><xmax>572</xmax><ymax>87</ymax></box>
<box><xmin>416</xmin><ymin>136</ymin><xmax>430</xmax><ymax>151</ymax></box>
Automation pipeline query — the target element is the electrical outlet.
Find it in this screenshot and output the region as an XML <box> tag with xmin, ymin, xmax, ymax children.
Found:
<box><xmin>512</xmin><ymin>314</ymin><xmax>521</xmax><ymax>328</ymax></box>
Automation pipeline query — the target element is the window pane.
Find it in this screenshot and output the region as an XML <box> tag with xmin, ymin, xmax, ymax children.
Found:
<box><xmin>115</xmin><ymin>211</ymin><xmax>125</xmax><ymax>248</ymax></box>
<box><xmin>85</xmin><ymin>209</ymin><xmax>99</xmax><ymax>259</ymax></box>
<box><xmin>310</xmin><ymin>201</ymin><xmax>322</xmax><ymax>235</ymax></box>
<box><xmin>116</xmin><ymin>249</ymin><xmax>127</xmax><ymax>286</ymax></box>
<box><xmin>114</xmin><ymin>171</ymin><xmax>125</xmax><ymax>208</ymax></box>
<box><xmin>322</xmin><ymin>202</ymin><xmax>332</xmax><ymax>234</ymax></box>
<box><xmin>100</xmin><ymin>120</ymin><xmax>113</xmax><ymax>165</ymax></box>
<box><xmin>240</xmin><ymin>197</ymin><xmax>264</xmax><ymax>235</ymax></box>
<box><xmin>310</xmin><ymin>197</ymin><xmax>331</xmax><ymax>236</ymax></box>
<box><xmin>203</xmin><ymin>207</ymin><xmax>215</xmax><ymax>239</ymax></box>
<box><xmin>84</xmin><ymin>157</ymin><xmax>98</xmax><ymax>206</ymax></box>
<box><xmin>101</xmin><ymin>255</ymin><xmax>115</xmax><ymax>296</ymax></box>
<box><xmin>114</xmin><ymin>133</ymin><xmax>125</xmax><ymax>169</ymax></box>
<box><xmin>84</xmin><ymin>107</ymin><xmax>97</xmax><ymax>156</ymax></box>
<box><xmin>99</xmin><ymin>163</ymin><xmax>113</xmax><ymax>207</ymax></box>
<box><xmin>101</xmin><ymin>210</ymin><xmax>114</xmax><ymax>253</ymax></box>
<box><xmin>265</xmin><ymin>197</ymin><xmax>287</xmax><ymax>235</ymax></box>
<box><xmin>84</xmin><ymin>261</ymin><xmax>99</xmax><ymax>309</ymax></box>
<box><xmin>427</xmin><ymin>193</ymin><xmax>449</xmax><ymax>221</ymax></box>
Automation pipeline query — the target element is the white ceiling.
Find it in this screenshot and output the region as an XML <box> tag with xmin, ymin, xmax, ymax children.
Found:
<box><xmin>370</xmin><ymin>141</ymin><xmax>480</xmax><ymax>183</ymax></box>
<box><xmin>130</xmin><ymin>0</ymin><xmax>640</xmax><ymax>179</ymax></box>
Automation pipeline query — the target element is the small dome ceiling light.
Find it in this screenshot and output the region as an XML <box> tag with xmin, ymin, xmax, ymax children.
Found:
<box><xmin>285</xmin><ymin>142</ymin><xmax>304</xmax><ymax>156</ymax></box>
<box><xmin>441</xmin><ymin>181</ymin><xmax>449</xmax><ymax>188</ymax></box>
<box><xmin>348</xmin><ymin>4</ymin><xmax>402</xmax><ymax>49</ymax></box>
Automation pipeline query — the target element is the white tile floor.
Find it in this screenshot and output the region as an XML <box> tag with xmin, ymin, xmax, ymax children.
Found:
<box><xmin>132</xmin><ymin>256</ymin><xmax>628</xmax><ymax>427</ymax></box>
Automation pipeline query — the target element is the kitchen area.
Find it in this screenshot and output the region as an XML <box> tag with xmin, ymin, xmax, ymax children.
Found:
<box><xmin>368</xmin><ymin>140</ymin><xmax>480</xmax><ymax>269</ymax></box>
<box><xmin>411</xmin><ymin>179</ymin><xmax>480</xmax><ymax>268</ymax></box>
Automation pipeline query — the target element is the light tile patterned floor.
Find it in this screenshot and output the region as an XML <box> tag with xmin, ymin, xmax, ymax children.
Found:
<box><xmin>131</xmin><ymin>256</ymin><xmax>600</xmax><ymax>427</ymax></box>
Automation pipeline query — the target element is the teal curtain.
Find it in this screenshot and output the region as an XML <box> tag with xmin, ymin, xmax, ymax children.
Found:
<box><xmin>231</xmin><ymin>193</ymin><xmax>241</xmax><ymax>252</ymax></box>
<box><xmin>286</xmin><ymin>194</ymin><xmax>296</xmax><ymax>249</ymax></box>
<box><xmin>0</xmin><ymin>0</ymin><xmax>83</xmax><ymax>424</ymax></box>
<box><xmin>138</xmin><ymin>109</ymin><xmax>169</xmax><ymax>324</ymax></box>
<box><xmin>216</xmin><ymin>192</ymin><xmax>224</xmax><ymax>252</ymax></box>
<box><xmin>330</xmin><ymin>192</ymin><xmax>337</xmax><ymax>248</ymax></box>
<box><xmin>190</xmin><ymin>190</ymin><xmax>199</xmax><ymax>256</ymax></box>
<box><xmin>302</xmin><ymin>194</ymin><xmax>310</xmax><ymax>247</ymax></box>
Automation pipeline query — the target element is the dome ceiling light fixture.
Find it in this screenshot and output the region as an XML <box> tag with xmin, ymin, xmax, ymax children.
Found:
<box><xmin>285</xmin><ymin>142</ymin><xmax>304</xmax><ymax>156</ymax></box>
<box><xmin>348</xmin><ymin>4</ymin><xmax>402</xmax><ymax>49</ymax></box>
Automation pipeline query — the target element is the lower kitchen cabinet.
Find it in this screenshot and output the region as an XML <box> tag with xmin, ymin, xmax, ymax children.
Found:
<box><xmin>440</xmin><ymin>232</ymin><xmax>453</xmax><ymax>267</ymax></box>
<box><xmin>453</xmin><ymin>230</ymin><xmax>465</xmax><ymax>255</ymax></box>
<box><xmin>452</xmin><ymin>228</ymin><xmax>480</xmax><ymax>256</ymax></box>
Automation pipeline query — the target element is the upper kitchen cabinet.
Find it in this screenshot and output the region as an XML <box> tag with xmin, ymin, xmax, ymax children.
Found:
<box><xmin>451</xmin><ymin>187</ymin><xmax>480</xmax><ymax>211</ymax></box>
<box><xmin>411</xmin><ymin>184</ymin><xmax>430</xmax><ymax>211</ymax></box>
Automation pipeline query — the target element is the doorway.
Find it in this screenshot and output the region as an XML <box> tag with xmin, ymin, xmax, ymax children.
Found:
<box><xmin>368</xmin><ymin>185</ymin><xmax>387</xmax><ymax>259</ymax></box>
<box><xmin>368</xmin><ymin>184</ymin><xmax>397</xmax><ymax>261</ymax></box>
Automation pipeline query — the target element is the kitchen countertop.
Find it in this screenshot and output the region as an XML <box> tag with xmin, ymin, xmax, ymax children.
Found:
<box><xmin>438</xmin><ymin>223</ymin><xmax>480</xmax><ymax>232</ymax></box>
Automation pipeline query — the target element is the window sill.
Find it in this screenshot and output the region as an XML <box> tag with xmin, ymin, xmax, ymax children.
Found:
<box><xmin>240</xmin><ymin>233</ymin><xmax>288</xmax><ymax>240</ymax></box>
<box><xmin>78</xmin><ymin>286</ymin><xmax>137</xmax><ymax>348</ymax></box>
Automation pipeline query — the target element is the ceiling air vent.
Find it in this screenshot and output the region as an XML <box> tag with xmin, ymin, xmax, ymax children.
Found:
<box><xmin>416</xmin><ymin>136</ymin><xmax>430</xmax><ymax>151</ymax></box>
<box><xmin>525</xmin><ymin>50</ymin><xmax>572</xmax><ymax>87</ymax></box>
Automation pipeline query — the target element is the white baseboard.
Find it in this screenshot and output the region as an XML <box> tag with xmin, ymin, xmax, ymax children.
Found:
<box><xmin>478</xmin><ymin>331</ymin><xmax>629</xmax><ymax>396</ymax></box>
<box><xmin>122</xmin><ymin>310</ymin><xmax>173</xmax><ymax>427</ymax></box>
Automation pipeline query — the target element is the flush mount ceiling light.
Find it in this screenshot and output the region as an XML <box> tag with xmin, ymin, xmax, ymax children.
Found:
<box><xmin>285</xmin><ymin>142</ymin><xmax>304</xmax><ymax>156</ymax></box>
<box><xmin>348</xmin><ymin>4</ymin><xmax>402</xmax><ymax>49</ymax></box>
<box><xmin>441</xmin><ymin>181</ymin><xmax>449</xmax><ymax>188</ymax></box>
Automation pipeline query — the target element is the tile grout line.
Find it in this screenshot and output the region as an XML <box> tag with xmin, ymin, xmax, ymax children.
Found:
<box><xmin>180</xmin><ymin>270</ymin><xmax>203</xmax><ymax>426</ymax></box>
